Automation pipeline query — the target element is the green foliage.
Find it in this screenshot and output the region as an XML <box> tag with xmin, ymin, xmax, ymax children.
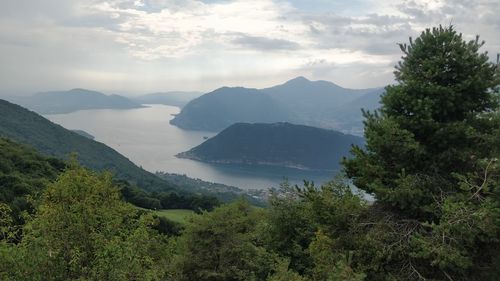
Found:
<box><xmin>172</xmin><ymin>200</ymin><xmax>278</xmax><ymax>281</ymax></box>
<box><xmin>263</xmin><ymin>182</ymin><xmax>316</xmax><ymax>274</ymax></box>
<box><xmin>152</xmin><ymin>209</ymin><xmax>195</xmax><ymax>224</ymax></box>
<box><xmin>263</xmin><ymin>180</ymin><xmax>369</xmax><ymax>280</ymax></box>
<box><xmin>0</xmin><ymin>165</ymin><xmax>171</xmax><ymax>281</ymax></box>
<box><xmin>343</xmin><ymin>25</ymin><xmax>500</xmax><ymax>280</ymax></box>
<box><xmin>410</xmin><ymin>159</ymin><xmax>500</xmax><ymax>279</ymax></box>
<box><xmin>344</xmin><ymin>25</ymin><xmax>499</xmax><ymax>218</ymax></box>
<box><xmin>118</xmin><ymin>179</ymin><xmax>221</xmax><ymax>212</ymax></box>
<box><xmin>308</xmin><ymin>231</ymin><xmax>365</xmax><ymax>281</ymax></box>
<box><xmin>0</xmin><ymin>137</ymin><xmax>64</xmax><ymax>234</ymax></box>
<box><xmin>0</xmin><ymin>203</ymin><xmax>13</xmax><ymax>240</ymax></box>
<box><xmin>266</xmin><ymin>259</ymin><xmax>308</xmax><ymax>281</ymax></box>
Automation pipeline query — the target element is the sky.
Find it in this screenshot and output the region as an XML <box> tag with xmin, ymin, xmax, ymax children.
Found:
<box><xmin>0</xmin><ymin>0</ymin><xmax>499</xmax><ymax>95</ymax></box>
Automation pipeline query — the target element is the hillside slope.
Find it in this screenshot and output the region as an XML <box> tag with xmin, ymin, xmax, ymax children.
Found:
<box><xmin>0</xmin><ymin>137</ymin><xmax>65</xmax><ymax>223</ymax></box>
<box><xmin>177</xmin><ymin>122</ymin><xmax>364</xmax><ymax>171</ymax></box>
<box><xmin>0</xmin><ymin>99</ymin><xmax>173</xmax><ymax>191</ymax></box>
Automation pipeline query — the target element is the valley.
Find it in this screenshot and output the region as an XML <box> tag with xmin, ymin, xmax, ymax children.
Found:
<box><xmin>44</xmin><ymin>104</ymin><xmax>336</xmax><ymax>190</ymax></box>
<box><xmin>1</xmin><ymin>12</ymin><xmax>498</xmax><ymax>279</ymax></box>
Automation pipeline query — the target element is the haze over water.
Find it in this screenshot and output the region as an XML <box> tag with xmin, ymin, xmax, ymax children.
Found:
<box><xmin>45</xmin><ymin>104</ymin><xmax>335</xmax><ymax>190</ymax></box>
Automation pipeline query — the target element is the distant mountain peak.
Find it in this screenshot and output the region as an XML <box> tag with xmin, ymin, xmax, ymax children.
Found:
<box><xmin>285</xmin><ymin>76</ymin><xmax>310</xmax><ymax>84</ymax></box>
<box><xmin>68</xmin><ymin>88</ymin><xmax>96</xmax><ymax>93</ymax></box>
<box><xmin>281</xmin><ymin>76</ymin><xmax>344</xmax><ymax>89</ymax></box>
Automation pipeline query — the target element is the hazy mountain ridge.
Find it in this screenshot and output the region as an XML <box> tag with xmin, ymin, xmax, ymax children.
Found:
<box><xmin>9</xmin><ymin>88</ymin><xmax>144</xmax><ymax>114</ymax></box>
<box><xmin>170</xmin><ymin>77</ymin><xmax>384</xmax><ymax>135</ymax></box>
<box><xmin>170</xmin><ymin>87</ymin><xmax>291</xmax><ymax>131</ymax></box>
<box><xmin>177</xmin><ymin>122</ymin><xmax>364</xmax><ymax>171</ymax></box>
<box><xmin>132</xmin><ymin>91</ymin><xmax>203</xmax><ymax>107</ymax></box>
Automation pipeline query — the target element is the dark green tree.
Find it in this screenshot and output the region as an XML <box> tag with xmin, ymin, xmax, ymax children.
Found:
<box><xmin>344</xmin><ymin>25</ymin><xmax>499</xmax><ymax>219</ymax></box>
<box><xmin>343</xmin><ymin>26</ymin><xmax>500</xmax><ymax>279</ymax></box>
<box><xmin>172</xmin><ymin>200</ymin><xmax>278</xmax><ymax>281</ymax></box>
<box><xmin>0</xmin><ymin>164</ymin><xmax>172</xmax><ymax>281</ymax></box>
<box><xmin>263</xmin><ymin>182</ymin><xmax>316</xmax><ymax>274</ymax></box>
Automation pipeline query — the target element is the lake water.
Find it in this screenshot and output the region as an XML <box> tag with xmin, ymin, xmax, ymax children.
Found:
<box><xmin>45</xmin><ymin>105</ymin><xmax>336</xmax><ymax>190</ymax></box>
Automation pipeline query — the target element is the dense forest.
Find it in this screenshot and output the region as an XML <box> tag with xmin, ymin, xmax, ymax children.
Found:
<box><xmin>1</xmin><ymin>26</ymin><xmax>499</xmax><ymax>280</ymax></box>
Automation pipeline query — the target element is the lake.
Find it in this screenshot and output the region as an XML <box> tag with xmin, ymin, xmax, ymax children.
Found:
<box><xmin>45</xmin><ymin>105</ymin><xmax>336</xmax><ymax>190</ymax></box>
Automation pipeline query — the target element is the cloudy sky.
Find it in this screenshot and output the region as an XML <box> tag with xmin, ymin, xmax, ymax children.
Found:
<box><xmin>1</xmin><ymin>0</ymin><xmax>499</xmax><ymax>95</ymax></box>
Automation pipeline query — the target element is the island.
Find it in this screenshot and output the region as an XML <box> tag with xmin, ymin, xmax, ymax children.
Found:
<box><xmin>177</xmin><ymin>122</ymin><xmax>364</xmax><ymax>171</ymax></box>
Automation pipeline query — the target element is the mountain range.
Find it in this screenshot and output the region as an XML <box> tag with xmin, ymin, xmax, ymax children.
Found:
<box><xmin>177</xmin><ymin>122</ymin><xmax>364</xmax><ymax>171</ymax></box>
<box><xmin>132</xmin><ymin>91</ymin><xmax>203</xmax><ymax>107</ymax></box>
<box><xmin>170</xmin><ymin>77</ymin><xmax>384</xmax><ymax>135</ymax></box>
<box><xmin>9</xmin><ymin>88</ymin><xmax>144</xmax><ymax>114</ymax></box>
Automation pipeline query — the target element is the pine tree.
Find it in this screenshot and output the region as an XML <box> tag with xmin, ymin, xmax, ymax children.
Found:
<box><xmin>344</xmin><ymin>25</ymin><xmax>499</xmax><ymax>219</ymax></box>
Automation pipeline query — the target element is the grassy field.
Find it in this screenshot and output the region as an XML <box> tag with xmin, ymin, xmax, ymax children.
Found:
<box><xmin>152</xmin><ymin>209</ymin><xmax>195</xmax><ymax>224</ymax></box>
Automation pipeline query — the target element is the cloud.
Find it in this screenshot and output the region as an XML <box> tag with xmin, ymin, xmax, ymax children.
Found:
<box><xmin>0</xmin><ymin>0</ymin><xmax>498</xmax><ymax>94</ymax></box>
<box><xmin>87</xmin><ymin>0</ymin><xmax>306</xmax><ymax>59</ymax></box>
<box><xmin>232</xmin><ymin>34</ymin><xmax>300</xmax><ymax>50</ymax></box>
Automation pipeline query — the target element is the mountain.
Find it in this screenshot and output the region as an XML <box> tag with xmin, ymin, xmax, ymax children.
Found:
<box><xmin>177</xmin><ymin>122</ymin><xmax>364</xmax><ymax>171</ymax></box>
<box><xmin>0</xmin><ymin>99</ymin><xmax>172</xmax><ymax>191</ymax></box>
<box><xmin>132</xmin><ymin>91</ymin><xmax>202</xmax><ymax>107</ymax></box>
<box><xmin>10</xmin><ymin>88</ymin><xmax>143</xmax><ymax>114</ymax></box>
<box><xmin>170</xmin><ymin>77</ymin><xmax>384</xmax><ymax>135</ymax></box>
<box><xmin>332</xmin><ymin>88</ymin><xmax>384</xmax><ymax>135</ymax></box>
<box><xmin>170</xmin><ymin>87</ymin><xmax>290</xmax><ymax>131</ymax></box>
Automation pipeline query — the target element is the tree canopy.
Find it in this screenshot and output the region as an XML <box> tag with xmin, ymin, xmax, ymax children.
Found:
<box><xmin>0</xmin><ymin>164</ymin><xmax>172</xmax><ymax>281</ymax></box>
<box><xmin>344</xmin><ymin>25</ymin><xmax>499</xmax><ymax>219</ymax></box>
<box><xmin>343</xmin><ymin>25</ymin><xmax>500</xmax><ymax>279</ymax></box>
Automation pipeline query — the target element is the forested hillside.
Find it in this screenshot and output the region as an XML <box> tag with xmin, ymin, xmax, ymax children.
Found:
<box><xmin>0</xmin><ymin>99</ymin><xmax>173</xmax><ymax>191</ymax></box>
<box><xmin>1</xmin><ymin>26</ymin><xmax>498</xmax><ymax>281</ymax></box>
<box><xmin>178</xmin><ymin>122</ymin><xmax>364</xmax><ymax>170</ymax></box>
<box><xmin>0</xmin><ymin>138</ymin><xmax>65</xmax><ymax>227</ymax></box>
